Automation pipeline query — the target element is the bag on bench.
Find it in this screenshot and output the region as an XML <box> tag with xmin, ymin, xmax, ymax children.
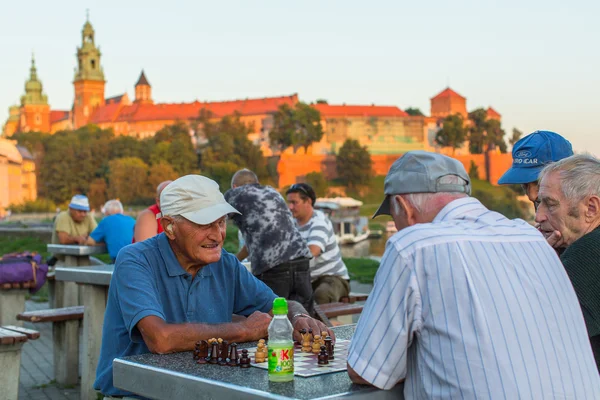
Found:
<box><xmin>0</xmin><ymin>252</ymin><xmax>49</xmax><ymax>294</ymax></box>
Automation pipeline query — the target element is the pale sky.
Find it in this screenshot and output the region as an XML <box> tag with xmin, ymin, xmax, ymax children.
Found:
<box><xmin>1</xmin><ymin>0</ymin><xmax>599</xmax><ymax>155</ymax></box>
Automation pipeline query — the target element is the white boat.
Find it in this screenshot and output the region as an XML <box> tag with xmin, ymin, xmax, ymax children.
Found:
<box><xmin>314</xmin><ymin>197</ymin><xmax>371</xmax><ymax>245</ymax></box>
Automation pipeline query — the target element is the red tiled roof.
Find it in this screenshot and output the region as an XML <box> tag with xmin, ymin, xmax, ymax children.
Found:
<box><xmin>106</xmin><ymin>94</ymin><xmax>126</xmax><ymax>104</ymax></box>
<box><xmin>431</xmin><ymin>87</ymin><xmax>466</xmax><ymax>100</ymax></box>
<box><xmin>314</xmin><ymin>104</ymin><xmax>408</xmax><ymax>118</ymax></box>
<box><xmin>91</xmin><ymin>94</ymin><xmax>299</xmax><ymax>123</ymax></box>
<box><xmin>486</xmin><ymin>106</ymin><xmax>501</xmax><ymax>118</ymax></box>
<box><xmin>50</xmin><ymin>110</ymin><xmax>69</xmax><ymax>123</ymax></box>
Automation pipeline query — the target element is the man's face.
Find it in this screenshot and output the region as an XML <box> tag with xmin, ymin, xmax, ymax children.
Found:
<box><xmin>521</xmin><ymin>181</ymin><xmax>540</xmax><ymax>209</ymax></box>
<box><xmin>69</xmin><ymin>208</ymin><xmax>88</xmax><ymax>223</ymax></box>
<box><xmin>286</xmin><ymin>192</ymin><xmax>311</xmax><ymax>220</ymax></box>
<box><xmin>536</xmin><ymin>172</ymin><xmax>586</xmax><ymax>247</ymax></box>
<box><xmin>172</xmin><ymin>216</ymin><xmax>227</xmax><ymax>265</ymax></box>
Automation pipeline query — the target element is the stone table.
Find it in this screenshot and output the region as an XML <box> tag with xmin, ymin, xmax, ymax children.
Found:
<box><xmin>55</xmin><ymin>264</ymin><xmax>113</xmax><ymax>400</ymax></box>
<box><xmin>0</xmin><ymin>288</ymin><xmax>28</xmax><ymax>327</ymax></box>
<box><xmin>113</xmin><ymin>324</ymin><xmax>404</xmax><ymax>399</ymax></box>
<box><xmin>46</xmin><ymin>244</ymin><xmax>106</xmax><ymax>308</ymax></box>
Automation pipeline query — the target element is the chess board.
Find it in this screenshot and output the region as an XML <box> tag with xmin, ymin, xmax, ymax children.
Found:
<box><xmin>244</xmin><ymin>339</ymin><xmax>350</xmax><ymax>378</ymax></box>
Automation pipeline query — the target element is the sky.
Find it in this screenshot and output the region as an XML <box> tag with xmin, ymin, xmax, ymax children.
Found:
<box><xmin>1</xmin><ymin>0</ymin><xmax>599</xmax><ymax>155</ymax></box>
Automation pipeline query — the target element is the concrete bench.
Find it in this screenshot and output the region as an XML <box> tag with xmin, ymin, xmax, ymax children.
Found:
<box><xmin>17</xmin><ymin>306</ymin><xmax>84</xmax><ymax>385</ymax></box>
<box><xmin>314</xmin><ymin>302</ymin><xmax>364</xmax><ymax>327</ymax></box>
<box><xmin>0</xmin><ymin>325</ymin><xmax>41</xmax><ymax>400</ymax></box>
<box><xmin>0</xmin><ymin>283</ymin><xmax>34</xmax><ymax>326</ymax></box>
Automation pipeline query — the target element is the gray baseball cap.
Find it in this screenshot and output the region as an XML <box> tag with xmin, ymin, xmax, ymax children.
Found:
<box><xmin>373</xmin><ymin>151</ymin><xmax>471</xmax><ymax>218</ymax></box>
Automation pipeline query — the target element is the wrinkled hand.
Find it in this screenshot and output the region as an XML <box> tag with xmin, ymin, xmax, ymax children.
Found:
<box><xmin>292</xmin><ymin>316</ymin><xmax>336</xmax><ymax>343</ymax></box>
<box><xmin>536</xmin><ymin>224</ymin><xmax>564</xmax><ymax>249</ymax></box>
<box><xmin>76</xmin><ymin>236</ymin><xmax>87</xmax><ymax>245</ymax></box>
<box><xmin>242</xmin><ymin>311</ymin><xmax>272</xmax><ymax>342</ymax></box>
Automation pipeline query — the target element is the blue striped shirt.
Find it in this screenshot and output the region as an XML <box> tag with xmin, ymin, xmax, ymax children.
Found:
<box><xmin>348</xmin><ymin>197</ymin><xmax>600</xmax><ymax>399</ymax></box>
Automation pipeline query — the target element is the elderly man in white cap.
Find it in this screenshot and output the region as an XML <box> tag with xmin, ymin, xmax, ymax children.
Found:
<box><xmin>346</xmin><ymin>151</ymin><xmax>600</xmax><ymax>398</ymax></box>
<box><xmin>94</xmin><ymin>175</ymin><xmax>333</xmax><ymax>399</ymax></box>
<box><xmin>51</xmin><ymin>194</ymin><xmax>97</xmax><ymax>245</ymax></box>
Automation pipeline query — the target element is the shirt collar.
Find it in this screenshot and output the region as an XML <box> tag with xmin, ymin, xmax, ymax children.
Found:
<box><xmin>433</xmin><ymin>197</ymin><xmax>487</xmax><ymax>223</ymax></box>
<box><xmin>157</xmin><ymin>233</ymin><xmax>214</xmax><ymax>277</ymax></box>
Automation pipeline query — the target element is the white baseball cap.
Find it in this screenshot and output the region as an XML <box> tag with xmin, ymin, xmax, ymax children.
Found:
<box><xmin>159</xmin><ymin>175</ymin><xmax>240</xmax><ymax>225</ymax></box>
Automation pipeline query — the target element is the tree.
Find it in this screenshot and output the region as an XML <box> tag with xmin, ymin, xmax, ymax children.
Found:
<box><xmin>509</xmin><ymin>128</ymin><xmax>523</xmax><ymax>147</ymax></box>
<box><xmin>88</xmin><ymin>178</ymin><xmax>108</xmax><ymax>211</ymax></box>
<box><xmin>315</xmin><ymin>99</ymin><xmax>328</xmax><ymax>104</ymax></box>
<box><xmin>467</xmin><ymin>108</ymin><xmax>508</xmax><ymax>154</ymax></box>
<box><xmin>305</xmin><ymin>172</ymin><xmax>329</xmax><ymax>197</ymax></box>
<box><xmin>148</xmin><ymin>162</ymin><xmax>179</xmax><ymax>191</ymax></box>
<box><xmin>269</xmin><ymin>102</ymin><xmax>324</xmax><ymax>153</ymax></box>
<box><xmin>404</xmin><ymin>107</ymin><xmax>424</xmax><ymax>116</ymax></box>
<box><xmin>197</xmin><ymin>111</ymin><xmax>268</xmax><ymax>189</ymax></box>
<box><xmin>336</xmin><ymin>139</ymin><xmax>373</xmax><ymax>188</ymax></box>
<box><xmin>486</xmin><ymin>119</ymin><xmax>507</xmax><ymax>153</ymax></box>
<box><xmin>468</xmin><ymin>160</ymin><xmax>480</xmax><ymax>180</ymax></box>
<box><xmin>108</xmin><ymin>157</ymin><xmax>150</xmax><ymax>204</ymax></box>
<box><xmin>435</xmin><ymin>114</ymin><xmax>467</xmax><ymax>155</ymax></box>
<box><xmin>167</xmin><ymin>138</ymin><xmax>198</xmax><ymax>175</ymax></box>
<box><xmin>152</xmin><ymin>121</ymin><xmax>191</xmax><ymax>143</ymax></box>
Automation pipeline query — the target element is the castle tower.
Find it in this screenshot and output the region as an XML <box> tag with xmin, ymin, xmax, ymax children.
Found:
<box><xmin>430</xmin><ymin>87</ymin><xmax>467</xmax><ymax>119</ymax></box>
<box><xmin>134</xmin><ymin>70</ymin><xmax>153</xmax><ymax>104</ymax></box>
<box><xmin>19</xmin><ymin>55</ymin><xmax>51</xmax><ymax>133</ymax></box>
<box><xmin>2</xmin><ymin>105</ymin><xmax>21</xmax><ymax>137</ymax></box>
<box><xmin>73</xmin><ymin>16</ymin><xmax>105</xmax><ymax>129</ymax></box>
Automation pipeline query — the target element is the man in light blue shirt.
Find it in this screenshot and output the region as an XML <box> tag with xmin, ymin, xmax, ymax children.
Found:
<box><xmin>94</xmin><ymin>175</ymin><xmax>333</xmax><ymax>398</ymax></box>
<box><xmin>87</xmin><ymin>199</ymin><xmax>135</xmax><ymax>262</ymax></box>
<box><xmin>347</xmin><ymin>151</ymin><xmax>600</xmax><ymax>399</ymax></box>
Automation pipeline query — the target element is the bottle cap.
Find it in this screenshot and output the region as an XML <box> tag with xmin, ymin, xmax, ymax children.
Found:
<box><xmin>272</xmin><ymin>297</ymin><xmax>288</xmax><ymax>315</ymax></box>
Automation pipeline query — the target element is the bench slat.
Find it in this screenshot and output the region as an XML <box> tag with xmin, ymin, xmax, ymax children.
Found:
<box><xmin>17</xmin><ymin>306</ymin><xmax>84</xmax><ymax>323</ymax></box>
<box><xmin>2</xmin><ymin>325</ymin><xmax>40</xmax><ymax>340</ymax></box>
<box><xmin>319</xmin><ymin>302</ymin><xmax>364</xmax><ymax>318</ymax></box>
<box><xmin>0</xmin><ymin>327</ymin><xmax>27</xmax><ymax>345</ymax></box>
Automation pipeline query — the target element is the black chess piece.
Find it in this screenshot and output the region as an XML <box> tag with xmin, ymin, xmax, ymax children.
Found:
<box><xmin>324</xmin><ymin>336</ymin><xmax>334</xmax><ymax>360</ymax></box>
<box><xmin>209</xmin><ymin>341</ymin><xmax>220</xmax><ymax>364</ymax></box>
<box><xmin>218</xmin><ymin>340</ymin><xmax>229</xmax><ymax>366</ymax></box>
<box><xmin>196</xmin><ymin>340</ymin><xmax>209</xmax><ymax>364</ymax></box>
<box><xmin>240</xmin><ymin>349</ymin><xmax>251</xmax><ymax>368</ymax></box>
<box><xmin>318</xmin><ymin>345</ymin><xmax>329</xmax><ymax>365</ymax></box>
<box><xmin>227</xmin><ymin>343</ymin><xmax>239</xmax><ymax>367</ymax></box>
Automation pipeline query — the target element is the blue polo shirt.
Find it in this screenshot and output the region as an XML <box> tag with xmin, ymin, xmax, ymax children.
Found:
<box><xmin>94</xmin><ymin>233</ymin><xmax>277</xmax><ymax>397</ymax></box>
<box><xmin>89</xmin><ymin>213</ymin><xmax>135</xmax><ymax>260</ymax></box>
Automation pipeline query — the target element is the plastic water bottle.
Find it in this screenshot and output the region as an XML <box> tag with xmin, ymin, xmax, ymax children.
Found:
<box><xmin>268</xmin><ymin>297</ymin><xmax>294</xmax><ymax>382</ymax></box>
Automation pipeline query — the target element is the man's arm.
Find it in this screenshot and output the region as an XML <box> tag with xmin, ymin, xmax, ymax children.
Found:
<box><xmin>287</xmin><ymin>300</ymin><xmax>335</xmax><ymax>342</ymax></box>
<box><xmin>137</xmin><ymin>312</ymin><xmax>272</xmax><ymax>354</ymax></box>
<box><xmin>57</xmin><ymin>231</ymin><xmax>86</xmax><ymax>245</ymax></box>
<box><xmin>308</xmin><ymin>244</ymin><xmax>322</xmax><ymax>258</ymax></box>
<box><xmin>236</xmin><ymin>245</ymin><xmax>249</xmax><ymax>261</ymax></box>
<box><xmin>85</xmin><ymin>237</ymin><xmax>99</xmax><ymax>246</ymax></box>
<box><xmin>347</xmin><ymin>364</ymin><xmax>376</xmax><ymax>386</ymax></box>
<box><xmin>134</xmin><ymin>209</ymin><xmax>158</xmax><ymax>242</ymax></box>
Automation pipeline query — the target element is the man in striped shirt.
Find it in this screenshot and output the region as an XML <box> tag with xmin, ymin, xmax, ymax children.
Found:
<box><xmin>347</xmin><ymin>151</ymin><xmax>600</xmax><ymax>398</ymax></box>
<box><xmin>286</xmin><ymin>183</ymin><xmax>351</xmax><ymax>304</ymax></box>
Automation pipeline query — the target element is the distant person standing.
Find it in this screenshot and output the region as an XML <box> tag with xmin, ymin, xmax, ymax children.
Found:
<box><xmin>133</xmin><ymin>180</ymin><xmax>172</xmax><ymax>243</ymax></box>
<box><xmin>51</xmin><ymin>194</ymin><xmax>97</xmax><ymax>245</ymax></box>
<box><xmin>286</xmin><ymin>183</ymin><xmax>350</xmax><ymax>304</ymax></box>
<box><xmin>224</xmin><ymin>169</ymin><xmax>314</xmax><ymax>314</ymax></box>
<box><xmin>87</xmin><ymin>200</ymin><xmax>135</xmax><ymax>263</ymax></box>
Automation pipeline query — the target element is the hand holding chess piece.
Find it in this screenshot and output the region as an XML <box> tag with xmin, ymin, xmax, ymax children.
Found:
<box><xmin>300</xmin><ymin>329</ymin><xmax>312</xmax><ymax>353</ymax></box>
<box><xmin>255</xmin><ymin>339</ymin><xmax>268</xmax><ymax>363</ymax></box>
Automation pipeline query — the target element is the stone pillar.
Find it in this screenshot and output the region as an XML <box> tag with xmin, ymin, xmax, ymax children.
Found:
<box><xmin>0</xmin><ymin>342</ymin><xmax>25</xmax><ymax>400</ymax></box>
<box><xmin>0</xmin><ymin>290</ymin><xmax>27</xmax><ymax>327</ymax></box>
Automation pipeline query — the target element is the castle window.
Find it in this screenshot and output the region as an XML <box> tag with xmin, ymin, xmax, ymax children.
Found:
<box><xmin>35</xmin><ymin>114</ymin><xmax>41</xmax><ymax>124</ymax></box>
<box><xmin>91</xmin><ymin>59</ymin><xmax>96</xmax><ymax>69</ymax></box>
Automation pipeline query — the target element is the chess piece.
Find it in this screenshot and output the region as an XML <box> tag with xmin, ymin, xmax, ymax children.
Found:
<box><xmin>196</xmin><ymin>340</ymin><xmax>209</xmax><ymax>364</ymax></box>
<box><xmin>324</xmin><ymin>336</ymin><xmax>334</xmax><ymax>360</ymax></box>
<box><xmin>255</xmin><ymin>340</ymin><xmax>267</xmax><ymax>363</ymax></box>
<box><xmin>318</xmin><ymin>345</ymin><xmax>329</xmax><ymax>365</ymax></box>
<box><xmin>209</xmin><ymin>341</ymin><xmax>219</xmax><ymax>364</ymax></box>
<box><xmin>240</xmin><ymin>349</ymin><xmax>251</xmax><ymax>368</ymax></box>
<box><xmin>321</xmin><ymin>331</ymin><xmax>328</xmax><ymax>339</ymax></box>
<box><xmin>218</xmin><ymin>340</ymin><xmax>229</xmax><ymax>365</ymax></box>
<box><xmin>312</xmin><ymin>335</ymin><xmax>322</xmax><ymax>354</ymax></box>
<box><xmin>300</xmin><ymin>329</ymin><xmax>312</xmax><ymax>353</ymax></box>
<box><xmin>227</xmin><ymin>343</ymin><xmax>239</xmax><ymax>366</ymax></box>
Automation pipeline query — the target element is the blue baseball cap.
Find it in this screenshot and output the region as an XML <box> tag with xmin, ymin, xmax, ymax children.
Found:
<box><xmin>69</xmin><ymin>194</ymin><xmax>90</xmax><ymax>211</ymax></box>
<box><xmin>498</xmin><ymin>130</ymin><xmax>573</xmax><ymax>185</ymax></box>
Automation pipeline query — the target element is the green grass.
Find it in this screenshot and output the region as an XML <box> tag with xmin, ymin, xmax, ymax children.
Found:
<box><xmin>343</xmin><ymin>257</ymin><xmax>379</xmax><ymax>284</ymax></box>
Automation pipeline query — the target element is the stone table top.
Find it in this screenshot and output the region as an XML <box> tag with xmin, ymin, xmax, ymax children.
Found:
<box><xmin>113</xmin><ymin>324</ymin><xmax>404</xmax><ymax>399</ymax></box>
<box><xmin>47</xmin><ymin>244</ymin><xmax>106</xmax><ymax>256</ymax></box>
<box><xmin>55</xmin><ymin>264</ymin><xmax>113</xmax><ymax>286</ymax></box>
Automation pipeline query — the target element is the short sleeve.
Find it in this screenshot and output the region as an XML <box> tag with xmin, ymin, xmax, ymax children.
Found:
<box><xmin>231</xmin><ymin>257</ymin><xmax>277</xmax><ymax>315</ymax></box>
<box><xmin>113</xmin><ymin>249</ymin><xmax>166</xmax><ymax>342</ymax></box>
<box><xmin>90</xmin><ymin>219</ymin><xmax>106</xmax><ymax>242</ymax></box>
<box><xmin>347</xmin><ymin>249</ymin><xmax>422</xmax><ymax>390</ymax></box>
<box><xmin>88</xmin><ymin>214</ymin><xmax>98</xmax><ymax>233</ymax></box>
<box><xmin>306</xmin><ymin>220</ymin><xmax>328</xmax><ymax>252</ymax></box>
<box><xmin>54</xmin><ymin>212</ymin><xmax>71</xmax><ymax>234</ymax></box>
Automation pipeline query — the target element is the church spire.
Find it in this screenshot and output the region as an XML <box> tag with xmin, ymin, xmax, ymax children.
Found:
<box><xmin>21</xmin><ymin>54</ymin><xmax>48</xmax><ymax>106</ymax></box>
<box><xmin>74</xmin><ymin>15</ymin><xmax>104</xmax><ymax>82</ymax></box>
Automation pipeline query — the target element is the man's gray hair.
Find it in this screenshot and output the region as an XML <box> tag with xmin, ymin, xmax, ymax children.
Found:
<box><xmin>231</xmin><ymin>168</ymin><xmax>258</xmax><ymax>189</ymax></box>
<box><xmin>402</xmin><ymin>175</ymin><xmax>469</xmax><ymax>214</ymax></box>
<box><xmin>103</xmin><ymin>199</ymin><xmax>124</xmax><ymax>215</ymax></box>
<box><xmin>539</xmin><ymin>154</ymin><xmax>600</xmax><ymax>203</ymax></box>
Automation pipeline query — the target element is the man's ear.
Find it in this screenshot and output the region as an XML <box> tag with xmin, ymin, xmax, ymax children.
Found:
<box><xmin>585</xmin><ymin>195</ymin><xmax>600</xmax><ymax>222</ymax></box>
<box><xmin>397</xmin><ymin>195</ymin><xmax>418</xmax><ymax>225</ymax></box>
<box><xmin>160</xmin><ymin>218</ymin><xmax>175</xmax><ymax>238</ymax></box>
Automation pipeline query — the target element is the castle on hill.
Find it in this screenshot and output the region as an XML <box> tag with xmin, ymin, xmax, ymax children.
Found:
<box><xmin>2</xmin><ymin>18</ymin><xmax>502</xmax><ymax>157</ymax></box>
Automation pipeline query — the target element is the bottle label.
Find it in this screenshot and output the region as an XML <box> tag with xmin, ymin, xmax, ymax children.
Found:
<box><xmin>268</xmin><ymin>345</ymin><xmax>294</xmax><ymax>375</ymax></box>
